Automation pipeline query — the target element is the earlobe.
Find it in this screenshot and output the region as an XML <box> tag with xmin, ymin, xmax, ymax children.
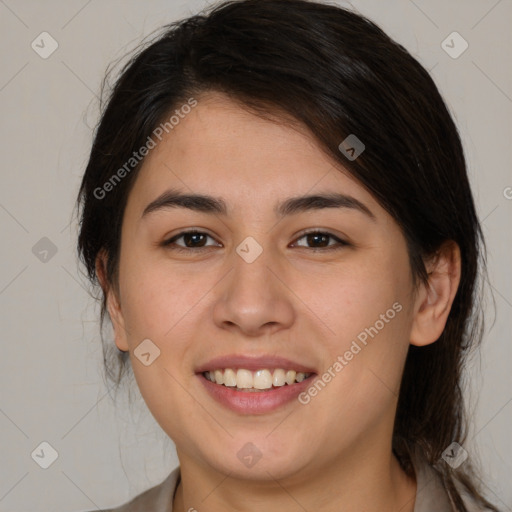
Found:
<box><xmin>410</xmin><ymin>241</ymin><xmax>461</xmax><ymax>347</ymax></box>
<box><xmin>95</xmin><ymin>251</ymin><xmax>130</xmax><ymax>352</ymax></box>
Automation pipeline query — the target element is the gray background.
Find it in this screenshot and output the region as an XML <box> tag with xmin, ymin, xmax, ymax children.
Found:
<box><xmin>0</xmin><ymin>0</ymin><xmax>510</xmax><ymax>510</ymax></box>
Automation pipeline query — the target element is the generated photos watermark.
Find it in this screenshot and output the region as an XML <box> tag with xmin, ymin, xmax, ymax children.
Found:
<box><xmin>93</xmin><ymin>97</ymin><xmax>198</xmax><ymax>200</ymax></box>
<box><xmin>298</xmin><ymin>301</ymin><xmax>403</xmax><ymax>404</ymax></box>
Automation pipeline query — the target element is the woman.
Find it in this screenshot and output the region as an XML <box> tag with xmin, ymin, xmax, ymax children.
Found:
<box><xmin>76</xmin><ymin>0</ymin><xmax>501</xmax><ymax>510</ymax></box>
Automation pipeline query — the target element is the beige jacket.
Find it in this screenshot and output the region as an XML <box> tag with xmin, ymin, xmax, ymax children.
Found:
<box><xmin>93</xmin><ymin>458</ymin><xmax>489</xmax><ymax>512</ymax></box>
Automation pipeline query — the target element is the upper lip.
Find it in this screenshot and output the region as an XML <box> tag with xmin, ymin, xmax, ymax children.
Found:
<box><xmin>195</xmin><ymin>354</ymin><xmax>317</xmax><ymax>374</ymax></box>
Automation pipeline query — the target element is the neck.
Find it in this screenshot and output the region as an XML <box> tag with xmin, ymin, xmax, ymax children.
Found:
<box><xmin>173</xmin><ymin>445</ymin><xmax>417</xmax><ymax>512</ymax></box>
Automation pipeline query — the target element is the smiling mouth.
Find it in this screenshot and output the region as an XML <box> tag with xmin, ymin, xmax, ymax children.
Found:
<box><xmin>202</xmin><ymin>368</ymin><xmax>315</xmax><ymax>392</ymax></box>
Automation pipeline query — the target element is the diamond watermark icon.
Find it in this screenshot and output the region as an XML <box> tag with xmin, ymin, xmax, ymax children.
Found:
<box><xmin>31</xmin><ymin>441</ymin><xmax>59</xmax><ymax>469</ymax></box>
<box><xmin>32</xmin><ymin>237</ymin><xmax>58</xmax><ymax>263</ymax></box>
<box><xmin>237</xmin><ymin>442</ymin><xmax>263</xmax><ymax>468</ymax></box>
<box><xmin>441</xmin><ymin>32</ymin><xmax>468</xmax><ymax>59</ymax></box>
<box><xmin>339</xmin><ymin>134</ymin><xmax>365</xmax><ymax>161</ymax></box>
<box><xmin>31</xmin><ymin>32</ymin><xmax>59</xmax><ymax>59</ymax></box>
<box><xmin>441</xmin><ymin>442</ymin><xmax>468</xmax><ymax>469</ymax></box>
<box><xmin>134</xmin><ymin>338</ymin><xmax>161</xmax><ymax>366</ymax></box>
<box><xmin>236</xmin><ymin>236</ymin><xmax>263</xmax><ymax>263</ymax></box>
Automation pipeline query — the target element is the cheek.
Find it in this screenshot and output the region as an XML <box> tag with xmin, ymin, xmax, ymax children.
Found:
<box><xmin>298</xmin><ymin>250</ymin><xmax>412</xmax><ymax>405</ymax></box>
<box><xmin>296</xmin><ymin>254</ymin><xmax>408</xmax><ymax>341</ymax></box>
<box><xmin>118</xmin><ymin>260</ymin><xmax>205</xmax><ymax>436</ymax></box>
<box><xmin>119</xmin><ymin>255</ymin><xmax>210</xmax><ymax>342</ymax></box>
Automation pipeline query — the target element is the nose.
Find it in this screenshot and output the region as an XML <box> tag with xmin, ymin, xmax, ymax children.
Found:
<box><xmin>212</xmin><ymin>244</ymin><xmax>295</xmax><ymax>337</ymax></box>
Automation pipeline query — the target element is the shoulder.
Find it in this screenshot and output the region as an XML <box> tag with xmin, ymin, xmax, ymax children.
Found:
<box><xmin>453</xmin><ymin>479</ymin><xmax>497</xmax><ymax>512</ymax></box>
<box><xmin>413</xmin><ymin>455</ymin><xmax>495</xmax><ymax>512</ymax></box>
<box><xmin>413</xmin><ymin>457</ymin><xmax>453</xmax><ymax>512</ymax></box>
<box><xmin>82</xmin><ymin>466</ymin><xmax>180</xmax><ymax>512</ymax></box>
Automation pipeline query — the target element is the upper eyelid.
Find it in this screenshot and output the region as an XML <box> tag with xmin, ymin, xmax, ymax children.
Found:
<box><xmin>165</xmin><ymin>230</ymin><xmax>220</xmax><ymax>246</ymax></box>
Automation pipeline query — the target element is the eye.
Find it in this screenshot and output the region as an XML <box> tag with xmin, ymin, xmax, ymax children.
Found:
<box><xmin>291</xmin><ymin>230</ymin><xmax>350</xmax><ymax>251</ymax></box>
<box><xmin>161</xmin><ymin>229</ymin><xmax>350</xmax><ymax>253</ymax></box>
<box><xmin>161</xmin><ymin>230</ymin><xmax>221</xmax><ymax>252</ymax></box>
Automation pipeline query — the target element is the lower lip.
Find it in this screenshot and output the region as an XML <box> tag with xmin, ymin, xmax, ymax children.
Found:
<box><xmin>197</xmin><ymin>373</ymin><xmax>316</xmax><ymax>414</ymax></box>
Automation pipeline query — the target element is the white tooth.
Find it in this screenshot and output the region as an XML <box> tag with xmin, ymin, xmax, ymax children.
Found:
<box><xmin>254</xmin><ymin>369</ymin><xmax>273</xmax><ymax>390</ymax></box>
<box><xmin>223</xmin><ymin>368</ymin><xmax>237</xmax><ymax>387</ymax></box>
<box><xmin>285</xmin><ymin>370</ymin><xmax>296</xmax><ymax>385</ymax></box>
<box><xmin>272</xmin><ymin>369</ymin><xmax>286</xmax><ymax>387</ymax></box>
<box><xmin>236</xmin><ymin>369</ymin><xmax>254</xmax><ymax>389</ymax></box>
<box><xmin>208</xmin><ymin>368</ymin><xmax>309</xmax><ymax>388</ymax></box>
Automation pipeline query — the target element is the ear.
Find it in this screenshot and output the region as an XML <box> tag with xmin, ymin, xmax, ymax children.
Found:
<box><xmin>410</xmin><ymin>241</ymin><xmax>461</xmax><ymax>347</ymax></box>
<box><xmin>95</xmin><ymin>250</ymin><xmax>129</xmax><ymax>352</ymax></box>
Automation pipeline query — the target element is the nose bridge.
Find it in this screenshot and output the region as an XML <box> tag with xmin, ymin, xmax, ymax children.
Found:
<box><xmin>212</xmin><ymin>238</ymin><xmax>295</xmax><ymax>335</ymax></box>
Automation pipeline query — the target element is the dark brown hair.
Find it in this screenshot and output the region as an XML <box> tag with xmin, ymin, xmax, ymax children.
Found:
<box><xmin>75</xmin><ymin>1</ymin><xmax>499</xmax><ymax>509</ymax></box>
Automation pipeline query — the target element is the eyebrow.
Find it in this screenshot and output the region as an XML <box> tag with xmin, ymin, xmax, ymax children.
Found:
<box><xmin>141</xmin><ymin>188</ymin><xmax>376</xmax><ymax>221</ymax></box>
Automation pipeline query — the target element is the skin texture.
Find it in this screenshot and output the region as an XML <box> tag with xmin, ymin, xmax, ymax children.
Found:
<box><xmin>97</xmin><ymin>92</ymin><xmax>461</xmax><ymax>512</ymax></box>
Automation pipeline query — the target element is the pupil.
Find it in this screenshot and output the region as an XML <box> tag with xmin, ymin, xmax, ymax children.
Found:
<box><xmin>308</xmin><ymin>233</ymin><xmax>328</xmax><ymax>247</ymax></box>
<box><xmin>185</xmin><ymin>233</ymin><xmax>205</xmax><ymax>247</ymax></box>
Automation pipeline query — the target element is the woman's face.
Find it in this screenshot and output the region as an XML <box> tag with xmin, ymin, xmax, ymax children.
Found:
<box><xmin>107</xmin><ymin>92</ymin><xmax>420</xmax><ymax>480</ymax></box>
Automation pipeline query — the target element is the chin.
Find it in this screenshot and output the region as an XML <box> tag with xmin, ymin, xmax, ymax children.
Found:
<box><xmin>197</xmin><ymin>435</ymin><xmax>314</xmax><ymax>482</ymax></box>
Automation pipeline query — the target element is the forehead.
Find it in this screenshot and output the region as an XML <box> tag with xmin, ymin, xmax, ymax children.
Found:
<box><xmin>126</xmin><ymin>92</ymin><xmax>383</xmax><ymax>219</ymax></box>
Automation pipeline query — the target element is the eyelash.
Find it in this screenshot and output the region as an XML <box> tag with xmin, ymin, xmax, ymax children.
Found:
<box><xmin>161</xmin><ymin>229</ymin><xmax>350</xmax><ymax>253</ymax></box>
